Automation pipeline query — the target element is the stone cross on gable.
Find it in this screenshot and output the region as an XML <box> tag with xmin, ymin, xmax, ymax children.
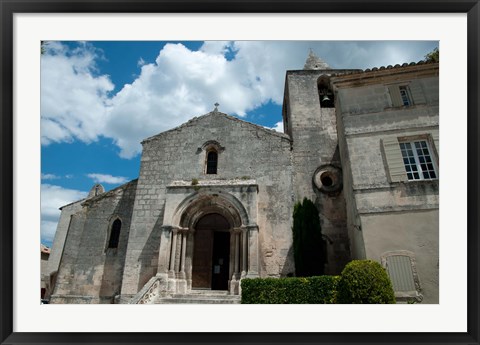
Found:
<box><xmin>214</xmin><ymin>102</ymin><xmax>219</xmax><ymax>111</ymax></box>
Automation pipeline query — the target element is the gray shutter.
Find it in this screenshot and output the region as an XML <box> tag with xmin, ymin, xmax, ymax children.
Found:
<box><xmin>409</xmin><ymin>81</ymin><xmax>427</xmax><ymax>105</ymax></box>
<box><xmin>388</xmin><ymin>85</ymin><xmax>402</xmax><ymax>107</ymax></box>
<box><xmin>386</xmin><ymin>255</ymin><xmax>416</xmax><ymax>292</ymax></box>
<box><xmin>382</xmin><ymin>137</ymin><xmax>407</xmax><ymax>183</ymax></box>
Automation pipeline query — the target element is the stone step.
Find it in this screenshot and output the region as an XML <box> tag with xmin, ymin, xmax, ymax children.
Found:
<box><xmin>155</xmin><ymin>291</ymin><xmax>241</xmax><ymax>304</ymax></box>
<box><xmin>156</xmin><ymin>296</ymin><xmax>241</xmax><ymax>304</ymax></box>
<box><xmin>188</xmin><ymin>289</ymin><xmax>230</xmax><ymax>296</ymax></box>
<box><xmin>171</xmin><ymin>293</ymin><xmax>238</xmax><ymax>299</ymax></box>
<box><xmin>172</xmin><ymin>295</ymin><xmax>240</xmax><ymax>300</ymax></box>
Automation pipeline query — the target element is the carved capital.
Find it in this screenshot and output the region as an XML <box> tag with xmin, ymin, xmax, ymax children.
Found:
<box><xmin>179</xmin><ymin>227</ymin><xmax>194</xmax><ymax>235</ymax></box>
<box><xmin>232</xmin><ymin>227</ymin><xmax>244</xmax><ymax>234</ymax></box>
<box><xmin>160</xmin><ymin>225</ymin><xmax>174</xmax><ymax>234</ymax></box>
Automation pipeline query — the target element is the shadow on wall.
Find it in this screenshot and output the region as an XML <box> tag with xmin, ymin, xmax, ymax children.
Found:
<box><xmin>137</xmin><ymin>213</ymin><xmax>164</xmax><ymax>291</ymax></box>
<box><xmin>280</xmin><ymin>245</ymin><xmax>296</xmax><ymax>277</ymax></box>
<box><xmin>99</xmin><ymin>183</ymin><xmax>137</xmax><ymax>302</ymax></box>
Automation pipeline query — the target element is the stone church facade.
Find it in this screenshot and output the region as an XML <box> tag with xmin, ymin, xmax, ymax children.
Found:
<box><xmin>45</xmin><ymin>52</ymin><xmax>439</xmax><ymax>304</ymax></box>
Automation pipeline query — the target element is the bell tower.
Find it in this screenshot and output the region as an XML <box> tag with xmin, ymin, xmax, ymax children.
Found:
<box><xmin>282</xmin><ymin>50</ymin><xmax>360</xmax><ymax>274</ymax></box>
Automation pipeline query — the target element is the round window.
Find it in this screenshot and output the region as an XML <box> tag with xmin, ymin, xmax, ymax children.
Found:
<box><xmin>313</xmin><ymin>165</ymin><xmax>342</xmax><ymax>194</ymax></box>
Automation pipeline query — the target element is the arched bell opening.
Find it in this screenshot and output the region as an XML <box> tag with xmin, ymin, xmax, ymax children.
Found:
<box><xmin>317</xmin><ymin>76</ymin><xmax>335</xmax><ymax>108</ymax></box>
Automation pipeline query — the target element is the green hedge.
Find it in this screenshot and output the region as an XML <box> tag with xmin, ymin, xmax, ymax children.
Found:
<box><xmin>241</xmin><ymin>260</ymin><xmax>396</xmax><ymax>304</ymax></box>
<box><xmin>241</xmin><ymin>276</ymin><xmax>338</xmax><ymax>304</ymax></box>
<box><xmin>336</xmin><ymin>260</ymin><xmax>396</xmax><ymax>304</ymax></box>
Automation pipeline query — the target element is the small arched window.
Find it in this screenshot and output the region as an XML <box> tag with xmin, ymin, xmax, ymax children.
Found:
<box><xmin>108</xmin><ymin>219</ymin><xmax>121</xmax><ymax>248</ymax></box>
<box><xmin>206</xmin><ymin>150</ymin><xmax>218</xmax><ymax>174</ymax></box>
<box><xmin>317</xmin><ymin>76</ymin><xmax>334</xmax><ymax>108</ymax></box>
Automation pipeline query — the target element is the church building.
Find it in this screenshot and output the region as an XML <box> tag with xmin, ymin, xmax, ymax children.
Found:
<box><xmin>45</xmin><ymin>52</ymin><xmax>439</xmax><ymax>304</ymax></box>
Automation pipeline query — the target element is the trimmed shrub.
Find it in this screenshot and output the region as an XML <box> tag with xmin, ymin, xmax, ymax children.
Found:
<box><xmin>292</xmin><ymin>198</ymin><xmax>327</xmax><ymax>277</ymax></box>
<box><xmin>336</xmin><ymin>260</ymin><xmax>396</xmax><ymax>304</ymax></box>
<box><xmin>241</xmin><ymin>276</ymin><xmax>338</xmax><ymax>304</ymax></box>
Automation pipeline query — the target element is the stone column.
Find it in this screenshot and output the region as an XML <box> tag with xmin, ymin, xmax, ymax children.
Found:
<box><xmin>155</xmin><ymin>225</ymin><xmax>174</xmax><ymax>297</ymax></box>
<box><xmin>241</xmin><ymin>227</ymin><xmax>248</xmax><ymax>278</ymax></box>
<box><xmin>176</xmin><ymin>227</ymin><xmax>189</xmax><ymax>294</ymax></box>
<box><xmin>229</xmin><ymin>232</ymin><xmax>235</xmax><ymax>281</ymax></box>
<box><xmin>230</xmin><ymin>228</ymin><xmax>242</xmax><ymax>294</ymax></box>
<box><xmin>168</xmin><ymin>228</ymin><xmax>178</xmax><ymax>278</ymax></box>
<box><xmin>186</xmin><ymin>229</ymin><xmax>195</xmax><ymax>291</ymax></box>
<box><xmin>157</xmin><ymin>225</ymin><xmax>173</xmax><ymax>274</ymax></box>
<box><xmin>179</xmin><ymin>230</ymin><xmax>188</xmax><ymax>279</ymax></box>
<box><xmin>233</xmin><ymin>231</ymin><xmax>239</xmax><ymax>279</ymax></box>
<box><xmin>246</xmin><ymin>225</ymin><xmax>259</xmax><ymax>278</ymax></box>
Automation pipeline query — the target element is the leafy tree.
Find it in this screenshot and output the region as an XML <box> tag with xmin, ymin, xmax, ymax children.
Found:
<box><xmin>424</xmin><ymin>47</ymin><xmax>439</xmax><ymax>63</ymax></box>
<box><xmin>292</xmin><ymin>198</ymin><xmax>327</xmax><ymax>277</ymax></box>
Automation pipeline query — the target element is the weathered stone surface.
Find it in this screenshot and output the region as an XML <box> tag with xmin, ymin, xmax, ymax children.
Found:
<box><xmin>50</xmin><ymin>180</ymin><xmax>137</xmax><ymax>303</ymax></box>
<box><xmin>47</xmin><ymin>54</ymin><xmax>439</xmax><ymax>304</ymax></box>
<box><xmin>333</xmin><ymin>62</ymin><xmax>439</xmax><ymax>303</ymax></box>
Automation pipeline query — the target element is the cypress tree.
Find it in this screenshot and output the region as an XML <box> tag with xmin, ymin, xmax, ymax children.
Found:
<box><xmin>292</xmin><ymin>198</ymin><xmax>327</xmax><ymax>277</ymax></box>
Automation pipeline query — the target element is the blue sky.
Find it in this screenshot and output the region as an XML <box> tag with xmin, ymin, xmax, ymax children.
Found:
<box><xmin>40</xmin><ymin>40</ymin><xmax>438</xmax><ymax>246</ymax></box>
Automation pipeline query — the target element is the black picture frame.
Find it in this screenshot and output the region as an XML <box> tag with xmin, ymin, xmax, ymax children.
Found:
<box><xmin>1</xmin><ymin>1</ymin><xmax>479</xmax><ymax>344</ymax></box>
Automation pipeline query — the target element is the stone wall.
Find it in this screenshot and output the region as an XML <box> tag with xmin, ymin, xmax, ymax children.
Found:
<box><xmin>360</xmin><ymin>210</ymin><xmax>439</xmax><ymax>303</ymax></box>
<box><xmin>50</xmin><ymin>180</ymin><xmax>137</xmax><ymax>304</ymax></box>
<box><xmin>120</xmin><ymin>112</ymin><xmax>295</xmax><ymax>297</ymax></box>
<box><xmin>47</xmin><ymin>200</ymin><xmax>84</xmax><ymax>277</ymax></box>
<box><xmin>283</xmin><ymin>70</ymin><xmax>352</xmax><ymax>274</ymax></box>
<box><xmin>333</xmin><ymin>63</ymin><xmax>439</xmax><ymax>302</ymax></box>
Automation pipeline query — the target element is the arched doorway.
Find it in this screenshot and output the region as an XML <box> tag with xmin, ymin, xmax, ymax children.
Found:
<box><xmin>192</xmin><ymin>213</ymin><xmax>231</xmax><ymax>290</ymax></box>
<box><xmin>158</xmin><ymin>190</ymin><xmax>259</xmax><ymax>295</ymax></box>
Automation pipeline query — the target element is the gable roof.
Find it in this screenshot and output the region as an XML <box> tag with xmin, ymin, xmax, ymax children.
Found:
<box><xmin>141</xmin><ymin>110</ymin><xmax>290</xmax><ymax>144</ymax></box>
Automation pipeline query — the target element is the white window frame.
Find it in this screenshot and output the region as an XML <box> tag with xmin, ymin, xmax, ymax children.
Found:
<box><xmin>398</xmin><ymin>85</ymin><xmax>412</xmax><ymax>106</ymax></box>
<box><xmin>387</xmin><ymin>83</ymin><xmax>415</xmax><ymax>108</ymax></box>
<box><xmin>399</xmin><ymin>139</ymin><xmax>438</xmax><ymax>181</ymax></box>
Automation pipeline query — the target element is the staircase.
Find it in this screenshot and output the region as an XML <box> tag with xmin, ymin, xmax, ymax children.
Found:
<box><xmin>155</xmin><ymin>289</ymin><xmax>241</xmax><ymax>304</ymax></box>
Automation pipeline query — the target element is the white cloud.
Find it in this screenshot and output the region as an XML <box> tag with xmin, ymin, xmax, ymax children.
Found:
<box><xmin>41</xmin><ymin>184</ymin><xmax>87</xmax><ymax>245</ymax></box>
<box><xmin>270</xmin><ymin>121</ymin><xmax>284</xmax><ymax>133</ymax></box>
<box><xmin>41</xmin><ymin>173</ymin><xmax>60</xmax><ymax>180</ymax></box>
<box><xmin>102</xmin><ymin>42</ymin><xmax>297</xmax><ymax>157</ymax></box>
<box><xmin>137</xmin><ymin>57</ymin><xmax>146</xmax><ymax>67</ymax></box>
<box><xmin>41</xmin><ymin>42</ymin><xmax>114</xmax><ymax>145</ymax></box>
<box><xmin>87</xmin><ymin>173</ymin><xmax>129</xmax><ymax>184</ymax></box>
<box><xmin>41</xmin><ymin>41</ymin><xmax>437</xmax><ymax>158</ymax></box>
<box><xmin>200</xmin><ymin>41</ymin><xmax>234</xmax><ymax>55</ymax></box>
<box><xmin>41</xmin><ymin>220</ymin><xmax>60</xmax><ymax>246</ymax></box>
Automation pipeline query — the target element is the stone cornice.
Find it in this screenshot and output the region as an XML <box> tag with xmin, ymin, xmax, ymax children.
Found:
<box><xmin>331</xmin><ymin>63</ymin><xmax>439</xmax><ymax>89</ymax></box>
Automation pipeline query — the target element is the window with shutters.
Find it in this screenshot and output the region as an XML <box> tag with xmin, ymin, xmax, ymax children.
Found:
<box><xmin>381</xmin><ymin>251</ymin><xmax>423</xmax><ymax>302</ymax></box>
<box><xmin>382</xmin><ymin>133</ymin><xmax>438</xmax><ymax>183</ymax></box>
<box><xmin>399</xmin><ymin>86</ymin><xmax>412</xmax><ymax>106</ymax></box>
<box><xmin>388</xmin><ymin>81</ymin><xmax>426</xmax><ymax>108</ymax></box>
